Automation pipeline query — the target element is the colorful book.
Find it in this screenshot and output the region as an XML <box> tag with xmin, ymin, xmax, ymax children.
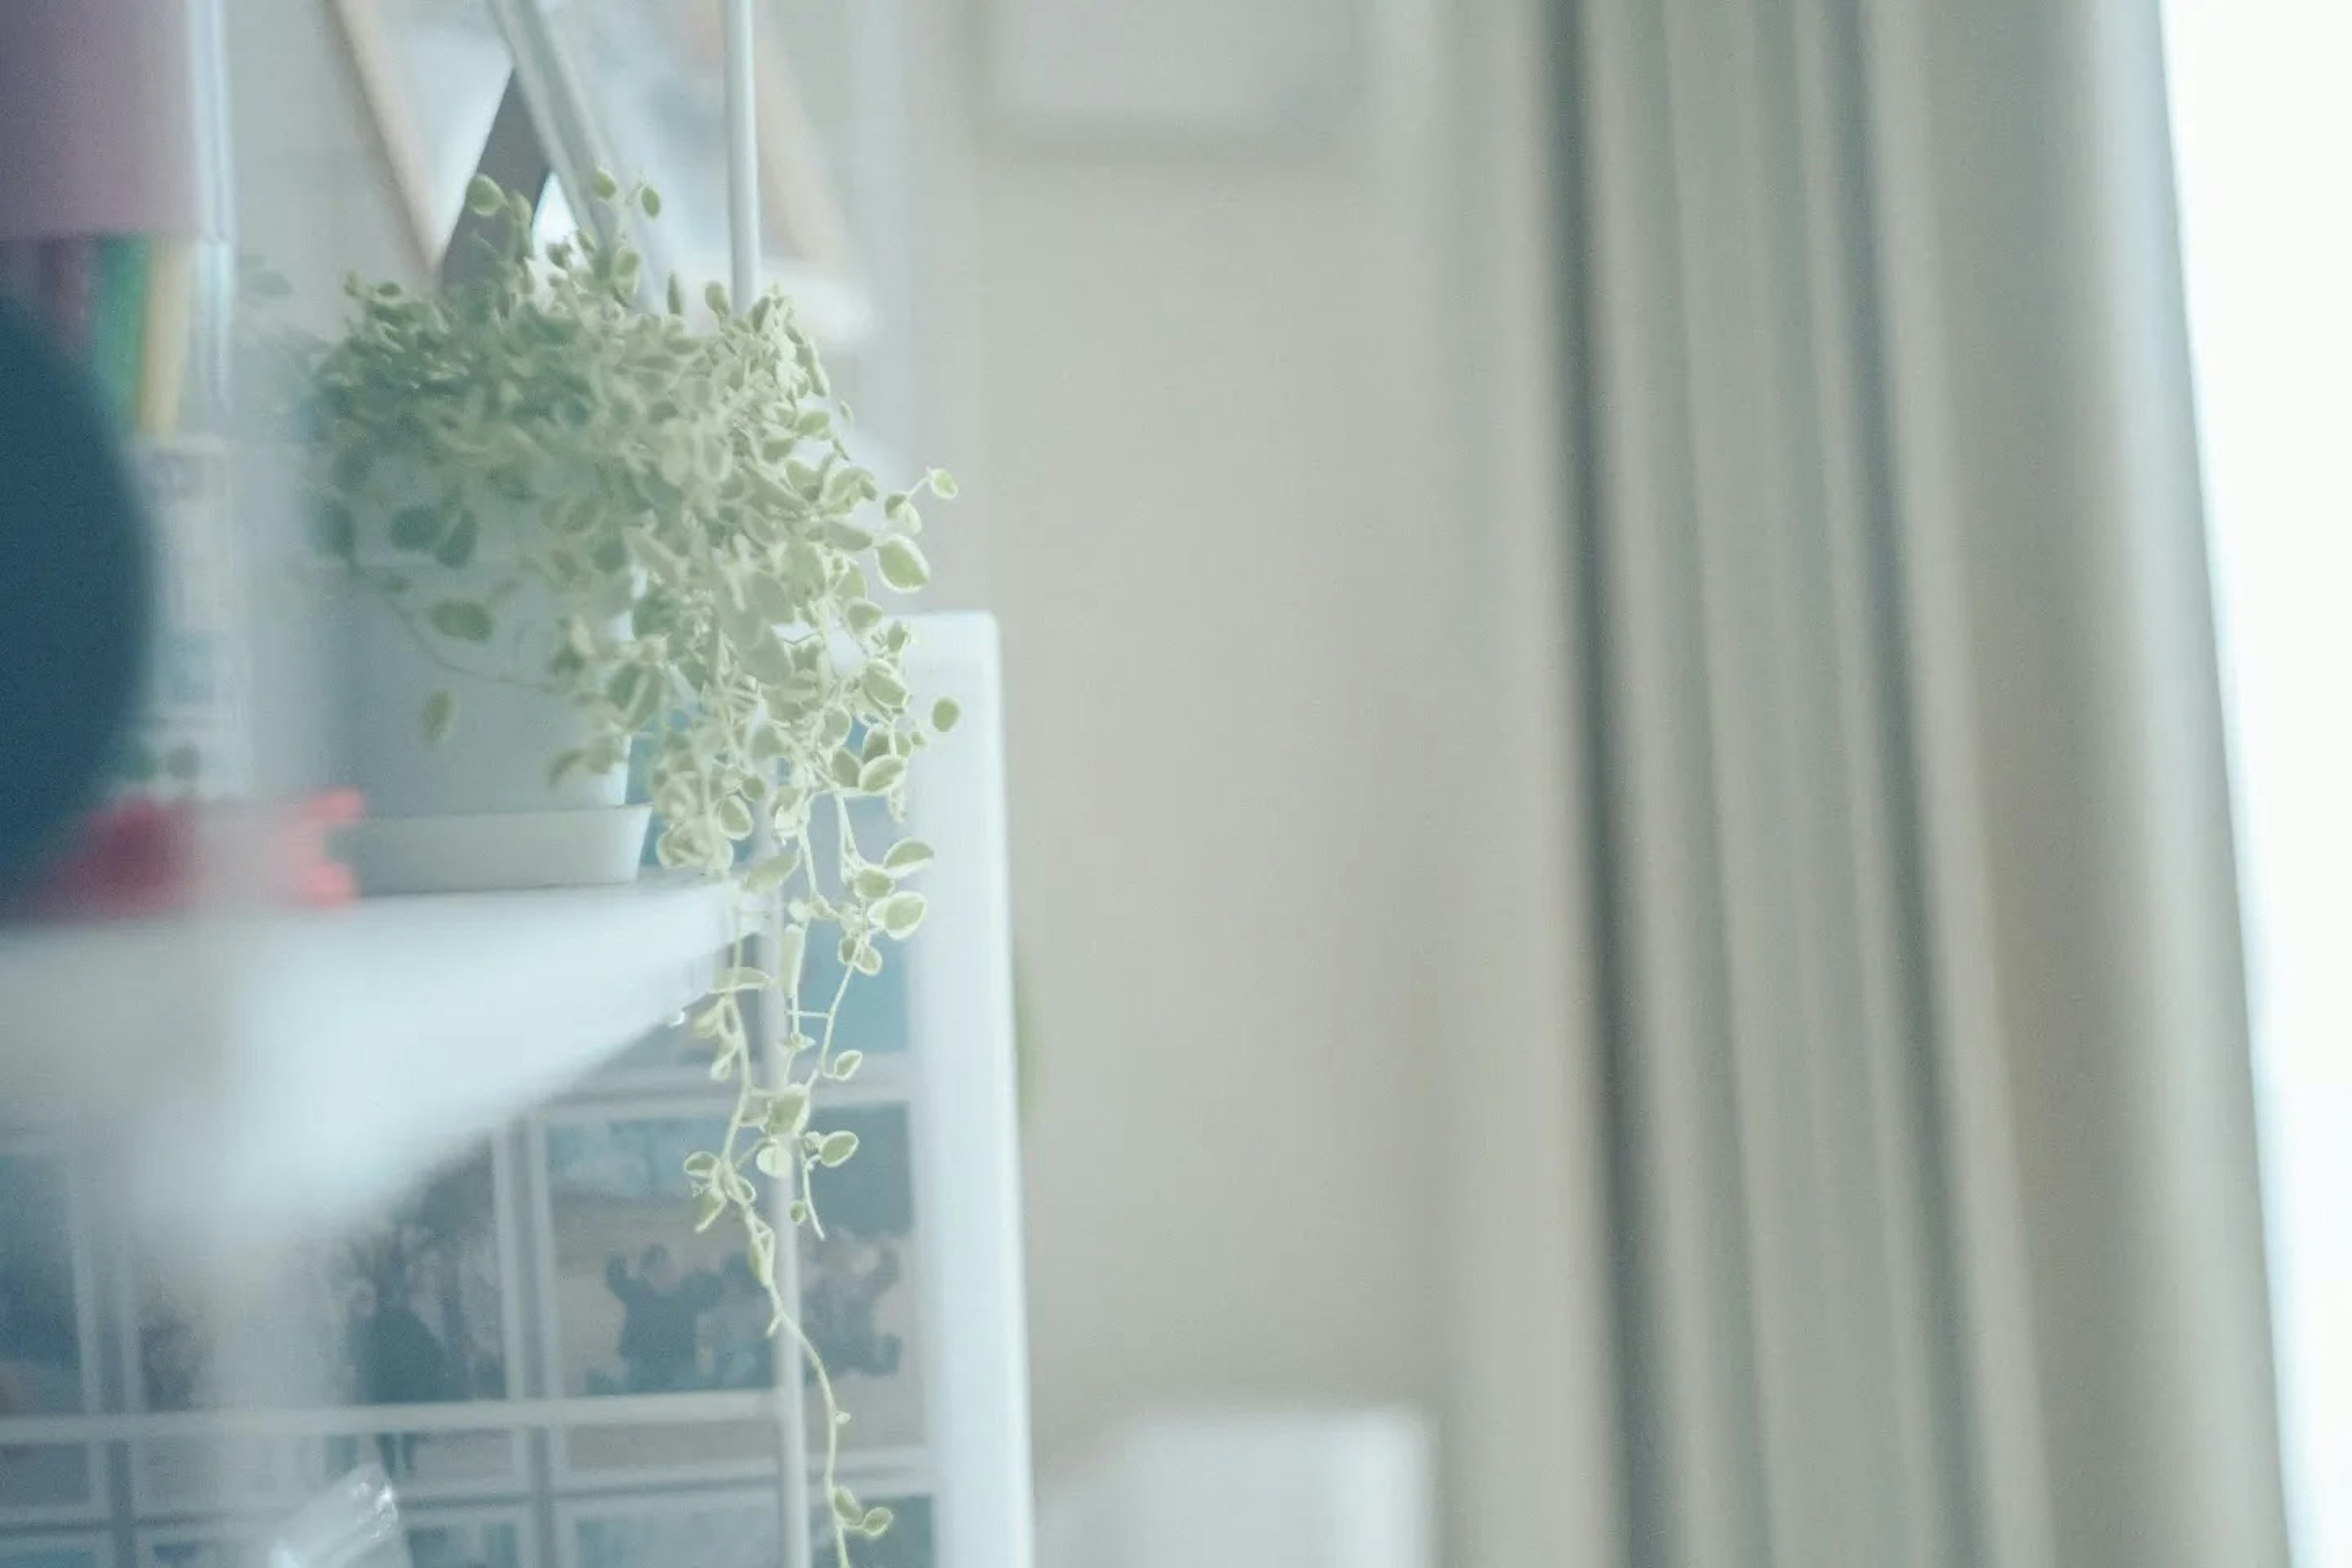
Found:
<box><xmin>91</xmin><ymin>234</ymin><xmax>150</xmax><ymax>428</ymax></box>
<box><xmin>138</xmin><ymin>238</ymin><xmax>195</xmax><ymax>435</ymax></box>
<box><xmin>40</xmin><ymin>236</ymin><xmax>94</xmax><ymax>357</ymax></box>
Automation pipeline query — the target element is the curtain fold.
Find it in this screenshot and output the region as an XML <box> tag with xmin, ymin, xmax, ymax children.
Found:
<box><xmin>1551</xmin><ymin>0</ymin><xmax>2291</xmax><ymax>1562</ymax></box>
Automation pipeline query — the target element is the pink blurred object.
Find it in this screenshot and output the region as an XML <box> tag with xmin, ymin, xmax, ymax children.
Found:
<box><xmin>17</xmin><ymin>791</ymin><xmax>363</xmax><ymax>919</ymax></box>
<box><xmin>0</xmin><ymin>0</ymin><xmax>221</xmax><ymax>243</ymax></box>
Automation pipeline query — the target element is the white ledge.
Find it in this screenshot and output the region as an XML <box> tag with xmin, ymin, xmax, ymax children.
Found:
<box><xmin>0</xmin><ymin>876</ymin><xmax>738</xmax><ymax>1253</ymax></box>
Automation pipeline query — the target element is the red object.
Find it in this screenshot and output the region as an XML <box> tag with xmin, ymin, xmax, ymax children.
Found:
<box><xmin>16</xmin><ymin>791</ymin><xmax>363</xmax><ymax>919</ymax></box>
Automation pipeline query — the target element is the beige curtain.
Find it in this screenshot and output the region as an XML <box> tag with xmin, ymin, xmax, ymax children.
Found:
<box><xmin>1447</xmin><ymin>0</ymin><xmax>2292</xmax><ymax>1562</ymax></box>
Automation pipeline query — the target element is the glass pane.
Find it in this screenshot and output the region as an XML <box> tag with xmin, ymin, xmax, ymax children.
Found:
<box><xmin>2163</xmin><ymin>3</ymin><xmax>2352</xmax><ymax>1562</ymax></box>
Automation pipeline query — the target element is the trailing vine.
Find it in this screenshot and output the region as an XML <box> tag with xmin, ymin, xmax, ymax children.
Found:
<box><xmin>310</xmin><ymin>173</ymin><xmax>951</xmax><ymax>1565</ymax></box>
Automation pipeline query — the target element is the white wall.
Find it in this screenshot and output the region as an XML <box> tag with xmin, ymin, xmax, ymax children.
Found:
<box><xmin>900</xmin><ymin>15</ymin><xmax>1616</xmax><ymax>1564</ymax></box>
<box><xmin>938</xmin><ymin>110</ymin><xmax>1457</xmax><ymax>1480</ymax></box>
<box><xmin>895</xmin><ymin>0</ymin><xmax>1462</xmax><ymax>1480</ymax></box>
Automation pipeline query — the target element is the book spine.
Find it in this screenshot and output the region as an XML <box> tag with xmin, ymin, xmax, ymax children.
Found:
<box><xmin>91</xmin><ymin>234</ymin><xmax>150</xmax><ymax>428</ymax></box>
<box><xmin>137</xmin><ymin>238</ymin><xmax>194</xmax><ymax>435</ymax></box>
<box><xmin>40</xmin><ymin>236</ymin><xmax>94</xmax><ymax>357</ymax></box>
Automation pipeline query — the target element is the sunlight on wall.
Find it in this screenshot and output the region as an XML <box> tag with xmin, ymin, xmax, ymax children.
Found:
<box><xmin>2161</xmin><ymin>4</ymin><xmax>2352</xmax><ymax>1564</ymax></box>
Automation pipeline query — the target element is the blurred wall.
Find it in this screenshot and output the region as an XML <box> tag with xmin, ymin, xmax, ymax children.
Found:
<box><xmin>889</xmin><ymin>21</ymin><xmax>1626</xmax><ymax>1566</ymax></box>
<box><xmin>912</xmin><ymin>24</ymin><xmax>1449</xmax><ymax>1485</ymax></box>
<box><xmin>897</xmin><ymin>0</ymin><xmax>1464</xmax><ymax>1480</ymax></box>
<box><xmin>899</xmin><ymin>3</ymin><xmax>1623</xmax><ymax>1555</ymax></box>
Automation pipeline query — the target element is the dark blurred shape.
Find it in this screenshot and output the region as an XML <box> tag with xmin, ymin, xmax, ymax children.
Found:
<box><xmin>0</xmin><ymin>292</ymin><xmax>152</xmax><ymax>901</ymax></box>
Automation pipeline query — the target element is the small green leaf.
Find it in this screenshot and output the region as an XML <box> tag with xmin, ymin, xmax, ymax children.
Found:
<box><xmin>832</xmin><ymin>1488</ymin><xmax>862</xmax><ymax>1523</ymax></box>
<box><xmin>876</xmin><ymin>537</ymin><xmax>929</xmax><ymax>592</ymax></box>
<box><xmin>748</xmin><ymin>722</ymin><xmax>791</xmax><ymax>764</ymax></box>
<box><xmin>311</xmin><ymin>501</ymin><xmax>355</xmax><ymax>559</ymax></box>
<box><xmin>874</xmin><ymin>892</ymin><xmax>927</xmax><ymax>939</ymax></box>
<box><xmin>693</xmin><ymin>1189</ymin><xmax>726</xmax><ymax>1232</ymax></box>
<box><xmin>859</xmin><ymin>1507</ymin><xmax>895</xmax><ymax>1537</ymax></box>
<box><xmin>882</xmin><ymin>839</ymin><xmax>934</xmax><ymax>875</ymax></box>
<box><xmin>932</xmin><ymin>698</ymin><xmax>961</xmax><ymax>733</ymax></box>
<box><xmin>829</xmin><ymin>1050</ymin><xmax>864</xmax><ymax>1080</ymax></box>
<box><xmin>925</xmin><ymin>468</ymin><xmax>959</xmax><ymax>499</ymax></box>
<box><xmin>666</xmin><ymin>274</ymin><xmax>685</xmax><ymax>315</ymax></box>
<box><xmin>716</xmin><ymin>796</ymin><xmax>754</xmax><ymax>839</ymax></box>
<box><xmin>853</xmin><ymin>867</ymin><xmax>895</xmax><ymax>900</ymax></box>
<box><xmin>702</xmin><ymin>998</ymin><xmax>746</xmax><ymax>1047</ymax></box>
<box><xmin>843</xmin><ymin>598</ymin><xmax>884</xmax><ymax>633</ymax></box>
<box><xmin>421</xmin><ymin>690</ymin><xmax>456</xmax><ymax>744</ymax></box>
<box><xmin>590</xmin><ymin>168</ymin><xmax>620</xmax><ymax>201</ymax></box>
<box><xmin>821</xmin><ymin>465</ymin><xmax>877</xmax><ymax>510</ymax></box>
<box><xmin>754</xmin><ymin>1141</ymin><xmax>791</xmax><ymax>1177</ymax></box>
<box><xmin>466</xmin><ymin>174</ymin><xmax>505</xmax><ymax>216</ymax></box>
<box><xmin>388</xmin><ymin>504</ymin><xmax>440</xmax><ymax>551</ymax></box>
<box><xmin>748</xmin><ymin>1230</ymin><xmax>775</xmax><ymax>1287</ymax></box>
<box><xmin>704</xmin><ymin>281</ymin><xmax>731</xmax><ymax>315</ymax></box>
<box><xmin>639</xmin><ymin>185</ymin><xmax>662</xmax><ymax>217</ymax></box>
<box><xmin>765</xmin><ymin>1085</ymin><xmax>810</xmax><ymax>1136</ymax></box>
<box><xmin>428</xmin><ymin>600</ymin><xmax>494</xmax><ymax>642</ymax></box>
<box><xmin>787</xmin><ymin>1199</ymin><xmax>810</xmax><ymax>1225</ymax></box>
<box><xmin>818</xmin><ymin>1130</ymin><xmax>860</xmax><ymax>1167</ymax></box>
<box><xmin>433</xmin><ymin>510</ymin><xmax>478</xmax><ymax>568</ymax></box>
<box><xmin>861</xmin><ymin>665</ymin><xmax>910</xmax><ymax>711</ymax></box>
<box><xmin>829</xmin><ymin>748</ymin><xmax>863</xmax><ymax>788</ymax></box>
<box><xmin>330</xmin><ymin>445</ymin><xmax>374</xmax><ymax>494</ymax></box>
<box><xmin>853</xmin><ymin>944</ymin><xmax>883</xmax><ymax>976</ymax></box>
<box><xmin>858</xmin><ymin>755</ymin><xmax>906</xmax><ymax>793</ymax></box>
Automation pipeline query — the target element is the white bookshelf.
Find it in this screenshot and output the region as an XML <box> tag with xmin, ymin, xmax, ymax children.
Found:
<box><xmin>0</xmin><ymin>616</ymin><xmax>1034</xmax><ymax>1568</ymax></box>
<box><xmin>0</xmin><ymin>876</ymin><xmax>737</xmax><ymax>1250</ymax></box>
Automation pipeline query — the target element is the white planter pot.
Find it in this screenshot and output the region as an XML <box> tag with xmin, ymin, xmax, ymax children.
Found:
<box><xmin>336</xmin><ymin>515</ymin><xmax>647</xmax><ymax>894</ymax></box>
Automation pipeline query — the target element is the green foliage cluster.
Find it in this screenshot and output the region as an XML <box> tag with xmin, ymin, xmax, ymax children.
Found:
<box><xmin>312</xmin><ymin>172</ymin><xmax>952</xmax><ymax>1566</ymax></box>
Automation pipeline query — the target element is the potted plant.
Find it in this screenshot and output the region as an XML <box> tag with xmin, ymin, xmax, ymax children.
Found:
<box><xmin>311</xmin><ymin>174</ymin><xmax>954</xmax><ymax>1564</ymax></box>
<box><xmin>310</xmin><ymin>172</ymin><xmax>954</xmax><ymax>890</ymax></box>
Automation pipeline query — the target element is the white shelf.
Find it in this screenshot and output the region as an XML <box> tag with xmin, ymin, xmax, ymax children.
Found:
<box><xmin>0</xmin><ymin>876</ymin><xmax>738</xmax><ymax>1255</ymax></box>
